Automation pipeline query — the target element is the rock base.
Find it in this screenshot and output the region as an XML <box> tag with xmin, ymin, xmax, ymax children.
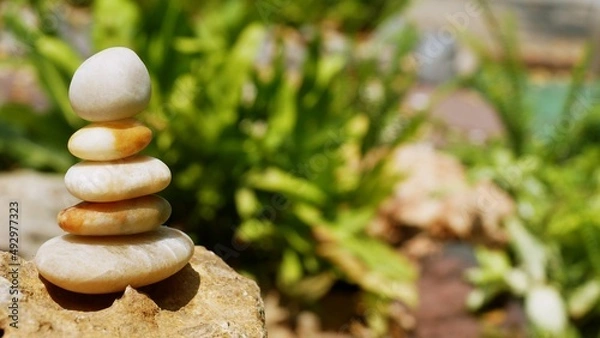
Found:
<box><xmin>0</xmin><ymin>246</ymin><xmax>266</xmax><ymax>337</ymax></box>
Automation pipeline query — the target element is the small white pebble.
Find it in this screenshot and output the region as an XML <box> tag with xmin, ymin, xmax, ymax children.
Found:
<box><xmin>69</xmin><ymin>47</ymin><xmax>151</xmax><ymax>122</ymax></box>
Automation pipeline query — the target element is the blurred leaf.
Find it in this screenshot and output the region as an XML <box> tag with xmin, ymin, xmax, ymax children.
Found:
<box><xmin>568</xmin><ymin>279</ymin><xmax>600</xmax><ymax>319</ymax></box>
<box><xmin>245</xmin><ymin>167</ymin><xmax>327</xmax><ymax>205</ymax></box>
<box><xmin>236</xmin><ymin>218</ymin><xmax>276</xmax><ymax>243</ymax></box>
<box><xmin>317</xmin><ymin>227</ymin><xmax>417</xmax><ymax>306</ymax></box>
<box><xmin>35</xmin><ymin>36</ymin><xmax>81</xmax><ymax>75</ymax></box>
<box><xmin>282</xmin><ymin>272</ymin><xmax>337</xmax><ymax>302</ymax></box>
<box><xmin>0</xmin><ymin>104</ymin><xmax>74</xmax><ymax>171</ymax></box>
<box><xmin>292</xmin><ymin>202</ymin><xmax>332</xmax><ymax>228</ymax></box>
<box><xmin>580</xmin><ymin>224</ymin><xmax>600</xmax><ymax>278</ymax></box>
<box><xmin>235</xmin><ymin>187</ymin><xmax>261</xmax><ymax>219</ymax></box>
<box><xmin>93</xmin><ymin>0</ymin><xmax>141</xmax><ymax>49</ymax></box>
<box><xmin>466</xmin><ymin>247</ymin><xmax>511</xmax><ymax>285</ymax></box>
<box><xmin>466</xmin><ymin>286</ymin><xmax>504</xmax><ymax>312</ymax></box>
<box><xmin>525</xmin><ymin>284</ymin><xmax>567</xmax><ymax>335</ymax></box>
<box><xmin>330</xmin><ymin>207</ymin><xmax>375</xmax><ymax>236</ymax></box>
<box><xmin>264</xmin><ymin>75</ymin><xmax>298</xmax><ymax>151</ymax></box>
<box><xmin>507</xmin><ymin>217</ymin><xmax>547</xmax><ymax>284</ymax></box>
<box><xmin>33</xmin><ymin>54</ymin><xmax>79</xmax><ymax>127</ymax></box>
<box><xmin>278</xmin><ymin>248</ymin><xmax>304</xmax><ymax>287</ymax></box>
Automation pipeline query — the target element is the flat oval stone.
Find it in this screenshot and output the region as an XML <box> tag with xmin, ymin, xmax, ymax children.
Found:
<box><xmin>69</xmin><ymin>47</ymin><xmax>151</xmax><ymax>122</ymax></box>
<box><xmin>35</xmin><ymin>227</ymin><xmax>194</xmax><ymax>294</ymax></box>
<box><xmin>65</xmin><ymin>155</ymin><xmax>171</xmax><ymax>202</ymax></box>
<box><xmin>58</xmin><ymin>195</ymin><xmax>171</xmax><ymax>235</ymax></box>
<box><xmin>68</xmin><ymin>118</ymin><xmax>153</xmax><ymax>161</ymax></box>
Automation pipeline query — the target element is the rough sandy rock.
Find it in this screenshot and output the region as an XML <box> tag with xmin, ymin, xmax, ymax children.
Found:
<box><xmin>0</xmin><ymin>247</ymin><xmax>266</xmax><ymax>337</ymax></box>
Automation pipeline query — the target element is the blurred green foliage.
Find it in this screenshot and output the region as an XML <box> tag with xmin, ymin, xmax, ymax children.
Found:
<box><xmin>453</xmin><ymin>1</ymin><xmax>600</xmax><ymax>336</ymax></box>
<box><xmin>1</xmin><ymin>0</ymin><xmax>420</xmax><ymax>330</ymax></box>
<box><xmin>254</xmin><ymin>0</ymin><xmax>409</xmax><ymax>33</ymax></box>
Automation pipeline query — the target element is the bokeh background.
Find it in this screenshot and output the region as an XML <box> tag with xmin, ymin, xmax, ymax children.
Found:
<box><xmin>2</xmin><ymin>0</ymin><xmax>600</xmax><ymax>336</ymax></box>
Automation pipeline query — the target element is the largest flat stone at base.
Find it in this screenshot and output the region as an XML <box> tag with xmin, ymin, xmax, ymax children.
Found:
<box><xmin>35</xmin><ymin>227</ymin><xmax>193</xmax><ymax>294</ymax></box>
<box><xmin>1</xmin><ymin>247</ymin><xmax>266</xmax><ymax>337</ymax></box>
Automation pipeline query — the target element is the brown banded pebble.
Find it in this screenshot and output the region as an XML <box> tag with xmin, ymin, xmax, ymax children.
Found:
<box><xmin>35</xmin><ymin>227</ymin><xmax>194</xmax><ymax>294</ymax></box>
<box><xmin>57</xmin><ymin>195</ymin><xmax>171</xmax><ymax>236</ymax></box>
<box><xmin>64</xmin><ymin>155</ymin><xmax>171</xmax><ymax>202</ymax></box>
<box><xmin>68</xmin><ymin>118</ymin><xmax>152</xmax><ymax>161</ymax></box>
<box><xmin>68</xmin><ymin>47</ymin><xmax>151</xmax><ymax>122</ymax></box>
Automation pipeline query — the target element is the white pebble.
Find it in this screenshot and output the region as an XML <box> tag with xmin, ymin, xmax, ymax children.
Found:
<box><xmin>64</xmin><ymin>155</ymin><xmax>171</xmax><ymax>202</ymax></box>
<box><xmin>35</xmin><ymin>227</ymin><xmax>194</xmax><ymax>294</ymax></box>
<box><xmin>69</xmin><ymin>47</ymin><xmax>151</xmax><ymax>121</ymax></box>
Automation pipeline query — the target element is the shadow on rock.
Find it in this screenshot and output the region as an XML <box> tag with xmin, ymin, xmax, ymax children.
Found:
<box><xmin>40</xmin><ymin>263</ymin><xmax>200</xmax><ymax>312</ymax></box>
<box><xmin>41</xmin><ymin>275</ymin><xmax>124</xmax><ymax>311</ymax></box>
<box><xmin>139</xmin><ymin>263</ymin><xmax>200</xmax><ymax>311</ymax></box>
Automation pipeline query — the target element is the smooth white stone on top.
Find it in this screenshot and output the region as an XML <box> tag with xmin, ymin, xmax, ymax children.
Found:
<box><xmin>68</xmin><ymin>47</ymin><xmax>151</xmax><ymax>122</ymax></box>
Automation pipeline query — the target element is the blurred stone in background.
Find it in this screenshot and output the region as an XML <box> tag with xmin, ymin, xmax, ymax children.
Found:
<box><xmin>403</xmin><ymin>0</ymin><xmax>600</xmax><ymax>147</ymax></box>
<box><xmin>406</xmin><ymin>0</ymin><xmax>600</xmax><ymax>83</ymax></box>
<box><xmin>0</xmin><ymin>171</ymin><xmax>78</xmax><ymax>260</ymax></box>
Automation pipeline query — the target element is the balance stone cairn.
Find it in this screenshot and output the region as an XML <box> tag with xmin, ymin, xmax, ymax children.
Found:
<box><xmin>34</xmin><ymin>47</ymin><xmax>194</xmax><ymax>294</ymax></box>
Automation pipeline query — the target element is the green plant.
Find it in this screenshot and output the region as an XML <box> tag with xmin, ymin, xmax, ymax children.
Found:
<box><xmin>2</xmin><ymin>0</ymin><xmax>422</xmax><ymax>332</ymax></box>
<box><xmin>145</xmin><ymin>0</ymin><xmax>422</xmax><ymax>318</ymax></box>
<box><xmin>450</xmin><ymin>1</ymin><xmax>600</xmax><ymax>336</ymax></box>
<box><xmin>254</xmin><ymin>0</ymin><xmax>410</xmax><ymax>33</ymax></box>
<box><xmin>0</xmin><ymin>1</ymin><xmax>83</xmax><ymax>171</ymax></box>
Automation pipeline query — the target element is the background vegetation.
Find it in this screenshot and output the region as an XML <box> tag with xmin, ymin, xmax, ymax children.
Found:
<box><xmin>452</xmin><ymin>3</ymin><xmax>600</xmax><ymax>336</ymax></box>
<box><xmin>2</xmin><ymin>0</ymin><xmax>600</xmax><ymax>336</ymax></box>
<box><xmin>2</xmin><ymin>0</ymin><xmax>418</xmax><ymax>333</ymax></box>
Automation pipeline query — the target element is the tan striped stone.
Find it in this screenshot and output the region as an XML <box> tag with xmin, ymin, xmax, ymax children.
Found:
<box><xmin>68</xmin><ymin>118</ymin><xmax>152</xmax><ymax>161</ymax></box>
<box><xmin>58</xmin><ymin>195</ymin><xmax>171</xmax><ymax>236</ymax></box>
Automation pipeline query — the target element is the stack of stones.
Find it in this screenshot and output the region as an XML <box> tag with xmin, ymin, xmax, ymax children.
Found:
<box><xmin>35</xmin><ymin>47</ymin><xmax>194</xmax><ymax>294</ymax></box>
